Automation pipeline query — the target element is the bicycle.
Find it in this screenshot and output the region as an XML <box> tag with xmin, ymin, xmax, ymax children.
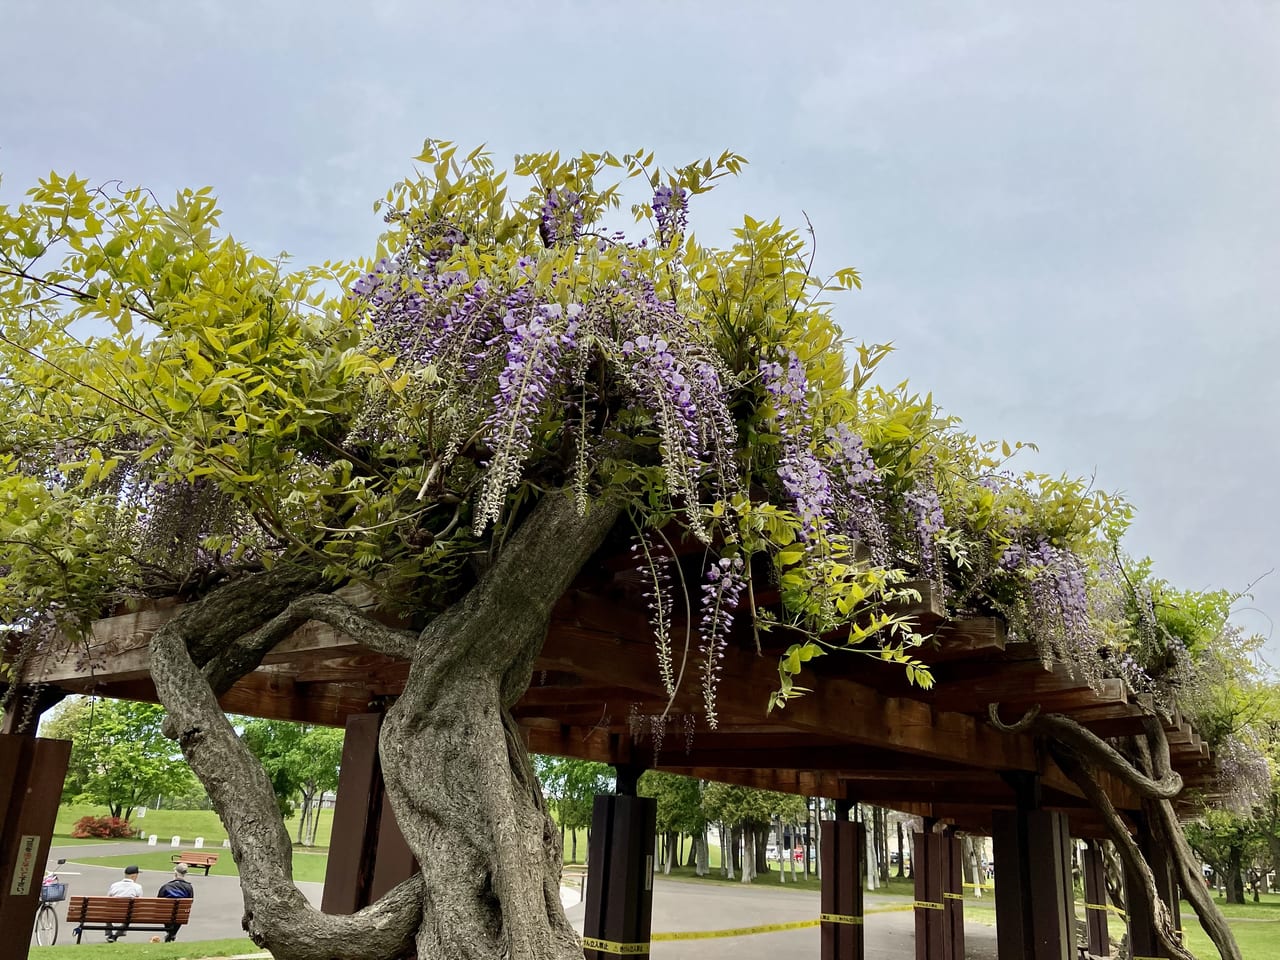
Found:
<box><xmin>35</xmin><ymin>859</ymin><xmax>69</xmax><ymax>946</ymax></box>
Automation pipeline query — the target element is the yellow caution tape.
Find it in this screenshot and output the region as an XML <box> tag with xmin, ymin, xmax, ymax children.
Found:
<box><xmin>943</xmin><ymin>892</ymin><xmax>964</xmax><ymax>901</ymax></box>
<box><xmin>1082</xmin><ymin>901</ymin><xmax>1127</xmax><ymax>918</ymax></box>
<box><xmin>652</xmin><ymin>919</ymin><xmax>817</xmax><ymax>941</ymax></box>
<box><xmin>914</xmin><ymin>900</ymin><xmax>945</xmax><ymax>910</ymax></box>
<box><xmin>620</xmin><ymin>902</ymin><xmax>937</xmax><ymax>944</ymax></box>
<box><xmin>582</xmin><ymin>936</ymin><xmax>650</xmax><ymax>955</ymax></box>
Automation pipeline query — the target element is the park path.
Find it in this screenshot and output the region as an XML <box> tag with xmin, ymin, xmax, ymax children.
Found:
<box><xmin>38</xmin><ymin>847</ymin><xmax>999</xmax><ymax>959</ymax></box>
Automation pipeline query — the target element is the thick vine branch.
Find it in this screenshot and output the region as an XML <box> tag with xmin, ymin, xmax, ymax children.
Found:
<box><xmin>988</xmin><ymin>703</ymin><xmax>1182</xmax><ymax>799</ymax></box>
<box><xmin>286</xmin><ymin>593</ymin><xmax>418</xmax><ymax>659</ymax></box>
<box><xmin>1048</xmin><ymin>742</ymin><xmax>1194</xmax><ymax>960</ymax></box>
<box><xmin>150</xmin><ymin>577</ymin><xmax>423</xmax><ymax>960</ymax></box>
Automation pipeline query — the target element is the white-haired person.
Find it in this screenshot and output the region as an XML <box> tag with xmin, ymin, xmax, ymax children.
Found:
<box><xmin>155</xmin><ymin>862</ymin><xmax>195</xmax><ymax>942</ymax></box>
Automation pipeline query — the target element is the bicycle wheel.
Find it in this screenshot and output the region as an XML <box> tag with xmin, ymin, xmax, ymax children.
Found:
<box><xmin>35</xmin><ymin>903</ymin><xmax>58</xmax><ymax>946</ymax></box>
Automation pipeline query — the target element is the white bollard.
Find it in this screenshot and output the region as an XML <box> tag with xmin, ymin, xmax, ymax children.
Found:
<box><xmin>148</xmin><ymin>835</ymin><xmax>157</xmax><ymax>846</ymax></box>
<box><xmin>194</xmin><ymin>837</ymin><xmax>204</xmax><ymax>848</ymax></box>
<box><xmin>171</xmin><ymin>836</ymin><xmax>181</xmax><ymax>848</ymax></box>
<box><xmin>137</xmin><ymin>807</ymin><xmax>147</xmax><ymax>818</ymax></box>
<box><xmin>222</xmin><ymin>839</ymin><xmax>231</xmax><ymax>848</ymax></box>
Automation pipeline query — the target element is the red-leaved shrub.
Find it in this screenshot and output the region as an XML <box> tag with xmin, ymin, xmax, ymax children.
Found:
<box><xmin>70</xmin><ymin>815</ymin><xmax>133</xmax><ymax>839</ymax></box>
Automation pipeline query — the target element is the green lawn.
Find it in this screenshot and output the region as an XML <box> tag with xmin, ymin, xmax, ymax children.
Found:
<box><xmin>73</xmin><ymin>848</ymin><xmax>330</xmax><ymax>884</ymax></box>
<box><xmin>52</xmin><ymin>803</ymin><xmax>334</xmax><ymax>850</ymax></box>
<box><xmin>963</xmin><ymin>894</ymin><xmax>1280</xmax><ymax>960</ymax></box>
<box><xmin>31</xmin><ymin>938</ymin><xmax>261</xmax><ymax>959</ymax></box>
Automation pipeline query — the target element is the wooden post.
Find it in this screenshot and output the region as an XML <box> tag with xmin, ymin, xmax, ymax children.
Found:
<box><xmin>1</xmin><ymin>704</ymin><xmax>71</xmax><ymax>960</ymax></box>
<box><xmin>992</xmin><ymin>800</ymin><xmax>1074</xmax><ymax>960</ymax></box>
<box><xmin>582</xmin><ymin>793</ymin><xmax>655</xmax><ymax>960</ymax></box>
<box><xmin>942</xmin><ymin>828</ymin><xmax>965</xmax><ymax>960</ymax></box>
<box><xmin>912</xmin><ymin>830</ymin><xmax>947</xmax><ymax>960</ymax></box>
<box><xmin>820</xmin><ymin>819</ymin><xmax>865</xmax><ymax>960</ymax></box>
<box><xmin>1125</xmin><ymin>815</ymin><xmax>1180</xmax><ymax>959</ymax></box>
<box><xmin>321</xmin><ymin>713</ymin><xmax>416</xmax><ymax>914</ymax></box>
<box><xmin>1081</xmin><ymin>839</ymin><xmax>1110</xmax><ymax>958</ymax></box>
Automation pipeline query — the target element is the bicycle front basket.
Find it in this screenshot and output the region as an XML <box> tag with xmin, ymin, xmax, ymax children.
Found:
<box><xmin>40</xmin><ymin>882</ymin><xmax>67</xmax><ymax>902</ymax></box>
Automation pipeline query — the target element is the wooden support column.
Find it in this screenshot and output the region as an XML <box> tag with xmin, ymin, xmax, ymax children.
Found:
<box><xmin>1081</xmin><ymin>839</ymin><xmax>1110</xmax><ymax>958</ymax></box>
<box><xmin>912</xmin><ymin>827</ymin><xmax>963</xmax><ymax>960</ymax></box>
<box><xmin>582</xmin><ymin>791</ymin><xmax>656</xmax><ymax>960</ymax></box>
<box><xmin>321</xmin><ymin>713</ymin><xmax>416</xmax><ymax>914</ymax></box>
<box><xmin>1125</xmin><ymin>815</ymin><xmax>1181</xmax><ymax>959</ymax></box>
<box><xmin>943</xmin><ymin>829</ymin><xmax>965</xmax><ymax>960</ymax></box>
<box><xmin>1</xmin><ymin>686</ymin><xmax>72</xmax><ymax>960</ymax></box>
<box><xmin>991</xmin><ymin>775</ymin><xmax>1074</xmax><ymax>960</ymax></box>
<box><xmin>820</xmin><ymin>819</ymin><xmax>865</xmax><ymax>960</ymax></box>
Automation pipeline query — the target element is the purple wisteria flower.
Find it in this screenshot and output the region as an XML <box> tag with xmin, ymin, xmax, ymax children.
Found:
<box><xmin>903</xmin><ymin>477</ymin><xmax>945</xmax><ymax>579</ymax></box>
<box><xmin>826</xmin><ymin>423</ymin><xmax>889</xmax><ymax>560</ymax></box>
<box><xmin>699</xmin><ymin>556</ymin><xmax>746</xmax><ymax>727</ymax></box>
<box><xmin>652</xmin><ymin>185</ymin><xmax>689</xmax><ymax>243</ymax></box>
<box><xmin>1001</xmin><ymin>538</ymin><xmax>1094</xmax><ymax>657</ymax></box>
<box><xmin>760</xmin><ymin>351</ymin><xmax>833</xmax><ymax>540</ymax></box>
<box><xmin>539</xmin><ymin>189</ymin><xmax>584</xmax><ymax>246</ymax></box>
<box><xmin>475</xmin><ymin>302</ymin><xmax>580</xmax><ymax>530</ymax></box>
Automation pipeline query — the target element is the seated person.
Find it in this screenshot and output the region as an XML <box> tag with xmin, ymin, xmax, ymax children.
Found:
<box><xmin>156</xmin><ymin>863</ymin><xmax>195</xmax><ymax>942</ymax></box>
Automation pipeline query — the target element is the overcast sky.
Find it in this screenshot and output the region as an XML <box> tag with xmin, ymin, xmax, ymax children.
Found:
<box><xmin>3</xmin><ymin>1</ymin><xmax>1276</xmax><ymax>662</ymax></box>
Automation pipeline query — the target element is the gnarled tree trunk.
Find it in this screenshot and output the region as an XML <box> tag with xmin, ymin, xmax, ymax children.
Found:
<box><xmin>150</xmin><ymin>493</ymin><xmax>620</xmax><ymax>960</ymax></box>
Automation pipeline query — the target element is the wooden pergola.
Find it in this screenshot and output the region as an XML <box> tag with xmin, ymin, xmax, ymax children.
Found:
<box><xmin>18</xmin><ymin>540</ymin><xmax>1219</xmax><ymax>960</ymax></box>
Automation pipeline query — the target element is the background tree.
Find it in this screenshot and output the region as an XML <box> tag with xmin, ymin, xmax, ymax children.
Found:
<box><xmin>41</xmin><ymin>697</ymin><xmax>195</xmax><ymax>820</ymax></box>
<box><xmin>701</xmin><ymin>781</ymin><xmax>806</xmax><ymax>883</ymax></box>
<box><xmin>241</xmin><ymin>720</ymin><xmax>344</xmax><ymax>843</ymax></box>
<box><xmin>533</xmin><ymin>756</ymin><xmax>613</xmax><ymax>863</ymax></box>
<box><xmin>638</xmin><ymin>771</ymin><xmax>707</xmax><ymax>874</ymax></box>
<box><xmin>241</xmin><ymin>719</ymin><xmax>307</xmax><ymax>818</ymax></box>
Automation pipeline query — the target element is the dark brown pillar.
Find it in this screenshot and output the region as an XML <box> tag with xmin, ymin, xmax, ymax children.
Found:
<box><xmin>913</xmin><ymin>828</ymin><xmax>963</xmax><ymax>960</ymax></box>
<box><xmin>1</xmin><ymin>718</ymin><xmax>71</xmax><ymax>960</ymax></box>
<box><xmin>582</xmin><ymin>793</ymin><xmax>656</xmax><ymax>960</ymax></box>
<box><xmin>992</xmin><ymin>799</ymin><xmax>1074</xmax><ymax>959</ymax></box>
<box><xmin>1081</xmin><ymin>839</ymin><xmax>1110</xmax><ymax>957</ymax></box>
<box><xmin>943</xmin><ymin>829</ymin><xmax>965</xmax><ymax>960</ymax></box>
<box><xmin>321</xmin><ymin>713</ymin><xmax>416</xmax><ymax>914</ymax></box>
<box><xmin>820</xmin><ymin>819</ymin><xmax>865</xmax><ymax>960</ymax></box>
<box><xmin>1125</xmin><ymin>815</ymin><xmax>1181</xmax><ymax>959</ymax></box>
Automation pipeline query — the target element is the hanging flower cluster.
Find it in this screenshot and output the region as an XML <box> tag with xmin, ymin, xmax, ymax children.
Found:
<box><xmin>759</xmin><ymin>353</ymin><xmax>831</xmax><ymax>539</ymax></box>
<box><xmin>651</xmin><ymin>184</ymin><xmax>688</xmax><ymax>244</ymax></box>
<box><xmin>631</xmin><ymin>533</ymin><xmax>677</xmax><ymax>698</ymax></box>
<box><xmin>1000</xmin><ymin>539</ymin><xmax>1093</xmax><ymax>661</ymax></box>
<box><xmin>355</xmin><ymin>216</ymin><xmax>740</xmax><ymax>539</ymax></box>
<box><xmin>699</xmin><ymin>556</ymin><xmax>747</xmax><ymax>728</ymax></box>
<box><xmin>824</xmin><ymin>424</ymin><xmax>889</xmax><ymax>562</ymax></box>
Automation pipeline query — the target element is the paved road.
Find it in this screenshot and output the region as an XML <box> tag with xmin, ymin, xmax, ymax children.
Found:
<box><xmin>36</xmin><ymin>846</ymin><xmax>998</xmax><ymax>958</ymax></box>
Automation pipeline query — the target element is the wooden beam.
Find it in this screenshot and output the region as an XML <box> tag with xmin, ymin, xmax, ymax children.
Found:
<box><xmin>538</xmin><ymin>612</ymin><xmax>1039</xmax><ymax>772</ymax></box>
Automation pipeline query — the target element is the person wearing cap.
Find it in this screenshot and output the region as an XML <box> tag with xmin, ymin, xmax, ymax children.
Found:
<box><xmin>156</xmin><ymin>863</ymin><xmax>195</xmax><ymax>941</ymax></box>
<box><xmin>107</xmin><ymin>865</ymin><xmax>142</xmax><ymax>898</ymax></box>
<box><xmin>103</xmin><ymin>865</ymin><xmax>142</xmax><ymax>940</ymax></box>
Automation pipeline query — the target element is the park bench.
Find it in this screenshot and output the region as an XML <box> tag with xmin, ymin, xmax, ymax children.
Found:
<box><xmin>66</xmin><ymin>895</ymin><xmax>192</xmax><ymax>943</ymax></box>
<box><xmin>171</xmin><ymin>850</ymin><xmax>219</xmax><ymax>875</ymax></box>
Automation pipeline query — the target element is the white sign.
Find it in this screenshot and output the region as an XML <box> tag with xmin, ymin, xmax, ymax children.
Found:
<box><xmin>148</xmin><ymin>835</ymin><xmax>157</xmax><ymax>846</ymax></box>
<box><xmin>137</xmin><ymin>807</ymin><xmax>147</xmax><ymax>818</ymax></box>
<box><xmin>194</xmin><ymin>837</ymin><xmax>204</xmax><ymax>848</ymax></box>
<box><xmin>9</xmin><ymin>835</ymin><xmax>40</xmax><ymax>896</ymax></box>
<box><xmin>171</xmin><ymin>836</ymin><xmax>181</xmax><ymax>847</ymax></box>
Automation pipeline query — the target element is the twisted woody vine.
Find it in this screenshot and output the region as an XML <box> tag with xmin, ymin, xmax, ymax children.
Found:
<box><xmin>0</xmin><ymin>143</ymin><xmax>1263</xmax><ymax>959</ymax></box>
